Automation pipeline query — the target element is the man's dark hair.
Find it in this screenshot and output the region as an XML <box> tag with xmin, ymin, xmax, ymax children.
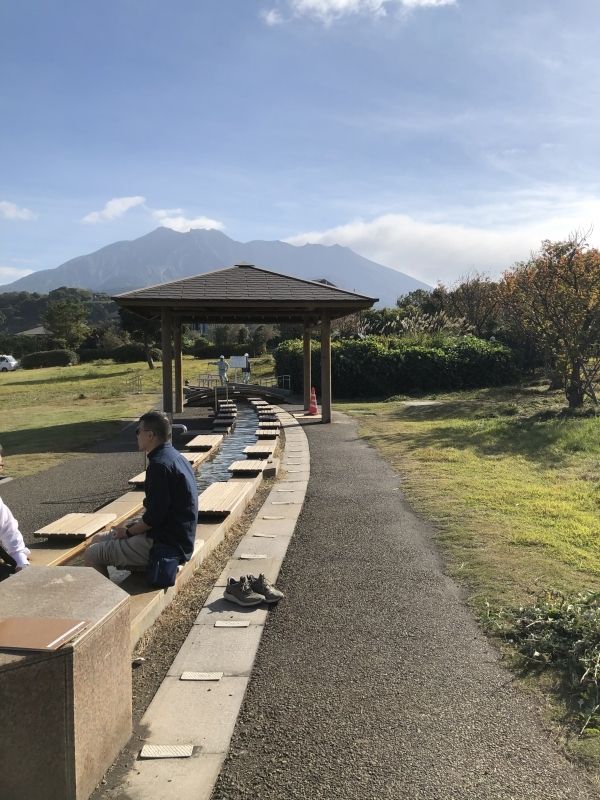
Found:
<box><xmin>139</xmin><ymin>411</ymin><xmax>172</xmax><ymax>441</ymax></box>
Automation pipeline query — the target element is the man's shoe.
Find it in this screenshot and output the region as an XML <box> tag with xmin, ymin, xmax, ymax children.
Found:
<box><xmin>248</xmin><ymin>573</ymin><xmax>284</xmax><ymax>604</ymax></box>
<box><xmin>223</xmin><ymin>576</ymin><xmax>265</xmax><ymax>607</ymax></box>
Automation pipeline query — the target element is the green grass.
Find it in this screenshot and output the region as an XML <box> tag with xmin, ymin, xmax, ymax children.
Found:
<box><xmin>0</xmin><ymin>356</ymin><xmax>276</xmax><ymax>476</ymax></box>
<box><xmin>339</xmin><ymin>386</ymin><xmax>600</xmax><ymax>607</ymax></box>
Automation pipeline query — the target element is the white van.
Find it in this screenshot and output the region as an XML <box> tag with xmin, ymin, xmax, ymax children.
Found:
<box><xmin>0</xmin><ymin>355</ymin><xmax>18</xmax><ymax>371</ymax></box>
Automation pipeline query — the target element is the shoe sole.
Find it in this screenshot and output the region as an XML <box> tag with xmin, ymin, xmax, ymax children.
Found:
<box><xmin>223</xmin><ymin>591</ymin><xmax>264</xmax><ymax>607</ymax></box>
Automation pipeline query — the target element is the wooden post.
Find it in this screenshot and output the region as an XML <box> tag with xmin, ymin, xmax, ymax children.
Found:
<box><xmin>173</xmin><ymin>318</ymin><xmax>183</xmax><ymax>413</ymax></box>
<box><xmin>320</xmin><ymin>315</ymin><xmax>331</xmax><ymax>423</ymax></box>
<box><xmin>161</xmin><ymin>309</ymin><xmax>173</xmax><ymax>413</ymax></box>
<box><xmin>303</xmin><ymin>320</ymin><xmax>312</xmax><ymax>411</ymax></box>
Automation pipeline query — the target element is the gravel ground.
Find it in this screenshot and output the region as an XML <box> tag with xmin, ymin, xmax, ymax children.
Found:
<box><xmin>211</xmin><ymin>412</ymin><xmax>599</xmax><ymax>800</ymax></box>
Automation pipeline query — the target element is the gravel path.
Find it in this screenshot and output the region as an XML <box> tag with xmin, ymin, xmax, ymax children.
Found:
<box><xmin>211</xmin><ymin>412</ymin><xmax>598</xmax><ymax>800</ymax></box>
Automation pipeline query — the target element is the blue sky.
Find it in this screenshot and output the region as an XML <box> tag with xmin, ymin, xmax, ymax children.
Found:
<box><xmin>2</xmin><ymin>0</ymin><xmax>600</xmax><ymax>291</ymax></box>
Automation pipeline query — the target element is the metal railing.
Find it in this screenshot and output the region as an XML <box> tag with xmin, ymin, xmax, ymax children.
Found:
<box><xmin>196</xmin><ymin>373</ymin><xmax>291</xmax><ymax>390</ymax></box>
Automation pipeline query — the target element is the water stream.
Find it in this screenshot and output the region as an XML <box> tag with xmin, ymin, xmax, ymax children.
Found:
<box><xmin>196</xmin><ymin>404</ymin><xmax>260</xmax><ymax>493</ymax></box>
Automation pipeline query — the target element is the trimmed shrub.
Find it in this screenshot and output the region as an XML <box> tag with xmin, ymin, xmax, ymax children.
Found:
<box><xmin>21</xmin><ymin>349</ymin><xmax>78</xmax><ymax>369</ymax></box>
<box><xmin>111</xmin><ymin>343</ymin><xmax>162</xmax><ymax>363</ymax></box>
<box><xmin>78</xmin><ymin>347</ymin><xmax>112</xmax><ymax>363</ymax></box>
<box><xmin>273</xmin><ymin>335</ymin><xmax>520</xmax><ymax>397</ymax></box>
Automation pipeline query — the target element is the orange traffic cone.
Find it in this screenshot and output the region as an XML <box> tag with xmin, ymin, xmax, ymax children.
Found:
<box><xmin>308</xmin><ymin>386</ymin><xmax>318</xmax><ymax>416</ymax></box>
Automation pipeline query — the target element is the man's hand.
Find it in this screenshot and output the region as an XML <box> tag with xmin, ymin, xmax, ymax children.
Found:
<box><xmin>112</xmin><ymin>526</ymin><xmax>129</xmax><ymax>540</ymax></box>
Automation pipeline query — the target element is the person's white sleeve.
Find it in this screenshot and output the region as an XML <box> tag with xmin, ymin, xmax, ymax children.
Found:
<box><xmin>0</xmin><ymin>498</ymin><xmax>30</xmax><ymax>568</ymax></box>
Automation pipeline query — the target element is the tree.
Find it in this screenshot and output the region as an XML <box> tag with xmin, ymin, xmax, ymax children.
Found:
<box><xmin>251</xmin><ymin>325</ymin><xmax>268</xmax><ymax>355</ymax></box>
<box><xmin>445</xmin><ymin>273</ymin><xmax>501</xmax><ymax>337</ymax></box>
<box><xmin>501</xmin><ymin>235</ymin><xmax>600</xmax><ymax>409</ymax></box>
<box><xmin>42</xmin><ymin>299</ymin><xmax>90</xmax><ymax>350</ymax></box>
<box><xmin>119</xmin><ymin>308</ymin><xmax>161</xmax><ymax>368</ymax></box>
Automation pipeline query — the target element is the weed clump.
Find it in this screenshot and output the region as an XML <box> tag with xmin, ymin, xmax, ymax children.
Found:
<box><xmin>489</xmin><ymin>591</ymin><xmax>600</xmax><ymax>733</ymax></box>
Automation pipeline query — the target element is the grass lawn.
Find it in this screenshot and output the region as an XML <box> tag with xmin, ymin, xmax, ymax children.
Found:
<box><xmin>338</xmin><ymin>384</ymin><xmax>600</xmax><ymax>608</ymax></box>
<box><xmin>0</xmin><ymin>356</ymin><xmax>275</xmax><ymax>477</ymax></box>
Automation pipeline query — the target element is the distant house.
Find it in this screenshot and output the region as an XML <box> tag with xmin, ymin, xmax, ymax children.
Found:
<box><xmin>15</xmin><ymin>325</ymin><xmax>50</xmax><ymax>337</ymax></box>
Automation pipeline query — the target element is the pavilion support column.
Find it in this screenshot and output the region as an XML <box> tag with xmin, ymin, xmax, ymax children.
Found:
<box><xmin>161</xmin><ymin>309</ymin><xmax>173</xmax><ymax>413</ymax></box>
<box><xmin>303</xmin><ymin>319</ymin><xmax>312</xmax><ymax>412</ymax></box>
<box><xmin>173</xmin><ymin>318</ymin><xmax>183</xmax><ymax>413</ymax></box>
<box><xmin>320</xmin><ymin>315</ymin><xmax>332</xmax><ymax>423</ymax></box>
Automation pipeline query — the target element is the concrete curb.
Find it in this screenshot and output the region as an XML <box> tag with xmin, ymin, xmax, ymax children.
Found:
<box><xmin>115</xmin><ymin>407</ymin><xmax>309</xmax><ymax>799</ymax></box>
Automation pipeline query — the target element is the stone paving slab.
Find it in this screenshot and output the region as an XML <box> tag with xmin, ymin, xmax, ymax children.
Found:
<box><xmin>136</xmin><ymin>675</ymin><xmax>249</xmax><ymax>752</ymax></box>
<box><xmin>167</xmin><ymin>624</ymin><xmax>264</xmax><ymax>678</ymax></box>
<box><xmin>114</xmin><ymin>751</ymin><xmax>226</xmax><ymax>800</ymax></box>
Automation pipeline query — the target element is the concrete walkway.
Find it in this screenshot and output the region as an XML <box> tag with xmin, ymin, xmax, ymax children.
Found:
<box><xmin>209</xmin><ymin>412</ymin><xmax>596</xmax><ymax>800</ymax></box>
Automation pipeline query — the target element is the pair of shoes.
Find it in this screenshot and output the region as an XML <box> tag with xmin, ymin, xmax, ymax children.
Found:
<box><xmin>223</xmin><ymin>574</ymin><xmax>284</xmax><ymax>607</ymax></box>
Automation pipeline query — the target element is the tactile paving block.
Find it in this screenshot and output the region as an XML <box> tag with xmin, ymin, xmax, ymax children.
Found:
<box><xmin>139</xmin><ymin>744</ymin><xmax>194</xmax><ymax>759</ymax></box>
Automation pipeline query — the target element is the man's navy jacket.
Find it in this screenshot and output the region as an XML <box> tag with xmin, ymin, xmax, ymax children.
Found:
<box><xmin>142</xmin><ymin>442</ymin><xmax>198</xmax><ymax>560</ymax></box>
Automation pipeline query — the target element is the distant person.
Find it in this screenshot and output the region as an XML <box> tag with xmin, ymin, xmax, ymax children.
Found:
<box><xmin>242</xmin><ymin>353</ymin><xmax>251</xmax><ymax>384</ymax></box>
<box><xmin>85</xmin><ymin>411</ymin><xmax>198</xmax><ymax>579</ymax></box>
<box><xmin>0</xmin><ymin>447</ymin><xmax>30</xmax><ymax>576</ymax></box>
<box><xmin>209</xmin><ymin>355</ymin><xmax>230</xmax><ymax>385</ymax></box>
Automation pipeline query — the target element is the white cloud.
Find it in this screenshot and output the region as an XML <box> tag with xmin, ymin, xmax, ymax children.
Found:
<box><xmin>82</xmin><ymin>196</ymin><xmax>146</xmax><ymax>224</ymax></box>
<box><xmin>262</xmin><ymin>8</ymin><xmax>284</xmax><ymax>25</ymax></box>
<box><xmin>0</xmin><ymin>201</ymin><xmax>36</xmax><ymax>221</ymax></box>
<box><xmin>0</xmin><ymin>266</ymin><xmax>34</xmax><ymax>286</ymax></box>
<box><xmin>262</xmin><ymin>0</ymin><xmax>455</xmax><ymax>24</ymax></box>
<box><xmin>152</xmin><ymin>209</ymin><xmax>225</xmax><ymax>233</ymax></box>
<box><xmin>286</xmin><ymin>192</ymin><xmax>600</xmax><ymax>287</ymax></box>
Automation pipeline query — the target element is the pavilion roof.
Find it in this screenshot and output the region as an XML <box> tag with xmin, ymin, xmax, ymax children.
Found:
<box><xmin>113</xmin><ymin>263</ymin><xmax>377</xmax><ymax>323</ymax></box>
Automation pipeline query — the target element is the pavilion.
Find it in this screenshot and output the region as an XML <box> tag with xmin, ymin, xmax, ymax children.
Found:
<box><xmin>113</xmin><ymin>263</ymin><xmax>377</xmax><ymax>423</ymax></box>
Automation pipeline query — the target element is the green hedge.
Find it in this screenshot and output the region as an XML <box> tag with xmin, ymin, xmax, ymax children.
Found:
<box><xmin>21</xmin><ymin>349</ymin><xmax>78</xmax><ymax>369</ymax></box>
<box><xmin>273</xmin><ymin>335</ymin><xmax>519</xmax><ymax>397</ymax></box>
<box><xmin>111</xmin><ymin>343</ymin><xmax>162</xmax><ymax>363</ymax></box>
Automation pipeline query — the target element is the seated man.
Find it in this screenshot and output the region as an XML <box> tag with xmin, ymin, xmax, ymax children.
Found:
<box><xmin>85</xmin><ymin>411</ymin><xmax>199</xmax><ymax>579</ymax></box>
<box><xmin>0</xmin><ymin>445</ymin><xmax>30</xmax><ymax>576</ymax></box>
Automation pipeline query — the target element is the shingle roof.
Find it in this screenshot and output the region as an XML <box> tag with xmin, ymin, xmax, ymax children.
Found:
<box><xmin>113</xmin><ymin>263</ymin><xmax>377</xmax><ymax>322</ymax></box>
<box><xmin>114</xmin><ymin>263</ymin><xmax>375</xmax><ymax>303</ymax></box>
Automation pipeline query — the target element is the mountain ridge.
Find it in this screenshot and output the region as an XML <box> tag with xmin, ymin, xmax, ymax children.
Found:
<box><xmin>1</xmin><ymin>227</ymin><xmax>429</xmax><ymax>307</ymax></box>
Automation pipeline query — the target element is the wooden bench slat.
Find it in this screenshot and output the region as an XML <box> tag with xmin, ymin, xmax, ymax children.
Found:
<box><xmin>186</xmin><ymin>434</ymin><xmax>223</xmax><ymax>451</ymax></box>
<box><xmin>243</xmin><ymin>443</ymin><xmax>276</xmax><ymax>457</ymax></box>
<box><xmin>198</xmin><ymin>481</ymin><xmax>253</xmax><ymax>515</ymax></box>
<box><xmin>228</xmin><ymin>459</ymin><xmax>269</xmax><ymax>474</ymax></box>
<box><xmin>34</xmin><ymin>512</ymin><xmax>117</xmax><ymax>539</ymax></box>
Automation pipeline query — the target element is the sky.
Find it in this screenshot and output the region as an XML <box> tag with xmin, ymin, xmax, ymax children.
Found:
<box><xmin>3</xmin><ymin>0</ymin><xmax>600</xmax><ymax>292</ymax></box>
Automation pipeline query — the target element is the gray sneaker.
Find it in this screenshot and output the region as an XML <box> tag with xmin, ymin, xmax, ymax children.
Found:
<box><xmin>223</xmin><ymin>576</ymin><xmax>265</xmax><ymax>607</ymax></box>
<box><xmin>248</xmin><ymin>574</ymin><xmax>284</xmax><ymax>604</ymax></box>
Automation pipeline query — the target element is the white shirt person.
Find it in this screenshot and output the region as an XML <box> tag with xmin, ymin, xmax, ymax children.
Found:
<box><xmin>0</xmin><ymin>496</ymin><xmax>30</xmax><ymax>570</ymax></box>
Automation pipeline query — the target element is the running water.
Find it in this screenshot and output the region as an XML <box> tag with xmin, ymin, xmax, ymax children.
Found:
<box><xmin>196</xmin><ymin>405</ymin><xmax>259</xmax><ymax>493</ymax></box>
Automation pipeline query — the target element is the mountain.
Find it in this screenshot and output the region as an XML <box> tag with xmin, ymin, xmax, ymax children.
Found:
<box><xmin>1</xmin><ymin>227</ymin><xmax>429</xmax><ymax>307</ymax></box>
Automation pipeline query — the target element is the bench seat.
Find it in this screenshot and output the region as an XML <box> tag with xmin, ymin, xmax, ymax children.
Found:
<box><xmin>198</xmin><ymin>480</ymin><xmax>254</xmax><ymax>517</ymax></box>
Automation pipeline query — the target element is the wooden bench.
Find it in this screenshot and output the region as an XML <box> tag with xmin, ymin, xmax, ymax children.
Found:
<box><xmin>198</xmin><ymin>480</ymin><xmax>254</xmax><ymax>517</ymax></box>
<box><xmin>186</xmin><ymin>434</ymin><xmax>223</xmax><ymax>451</ymax></box>
<box><xmin>243</xmin><ymin>442</ymin><xmax>277</xmax><ymax>459</ymax></box>
<box><xmin>258</xmin><ymin>421</ymin><xmax>281</xmax><ymax>429</ymax></box>
<box><xmin>34</xmin><ymin>512</ymin><xmax>118</xmax><ymax>540</ymax></box>
<box><xmin>228</xmin><ymin>459</ymin><xmax>271</xmax><ymax>476</ymax></box>
<box><xmin>256</xmin><ymin>429</ymin><xmax>279</xmax><ymax>440</ymax></box>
